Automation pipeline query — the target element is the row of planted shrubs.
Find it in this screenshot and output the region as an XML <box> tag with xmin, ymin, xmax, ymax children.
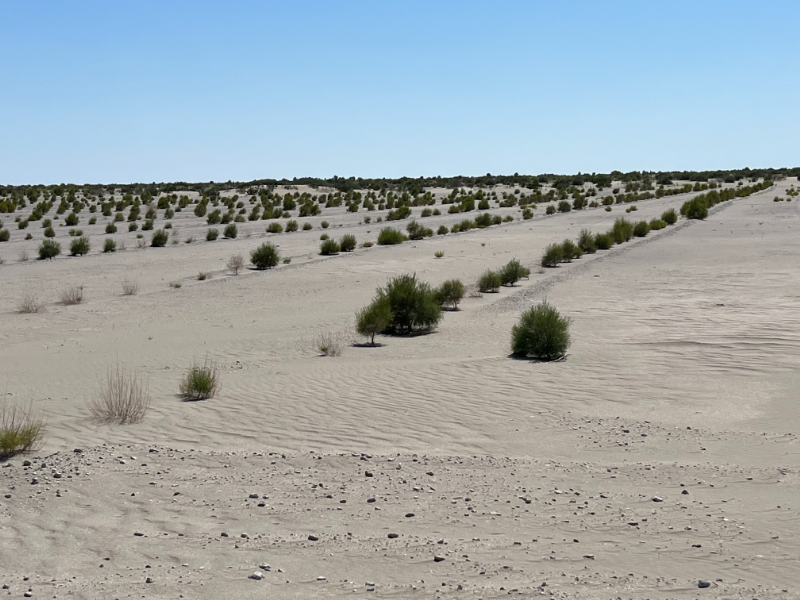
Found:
<box><xmin>541</xmin><ymin>210</ymin><xmax>677</xmax><ymax>267</ymax></box>
<box><xmin>681</xmin><ymin>180</ymin><xmax>773</xmax><ymax>220</ymax></box>
<box><xmin>376</xmin><ymin>213</ymin><xmax>514</xmax><ymax>246</ymax></box>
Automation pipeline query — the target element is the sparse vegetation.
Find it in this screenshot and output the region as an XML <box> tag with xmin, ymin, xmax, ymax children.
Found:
<box><xmin>179</xmin><ymin>359</ymin><xmax>220</xmax><ymax>400</ymax></box>
<box><xmin>377</xmin><ymin>227</ymin><xmax>406</xmax><ymax>245</ymax></box>
<box><xmin>355</xmin><ymin>296</ymin><xmax>393</xmax><ymax>345</ymax></box>
<box><xmin>369</xmin><ymin>273</ymin><xmax>442</xmax><ymax>334</ymax></box>
<box><xmin>500</xmin><ymin>258</ymin><xmax>530</xmax><ymax>286</ymax></box>
<box><xmin>561</xmin><ymin>239</ymin><xmax>582</xmax><ymax>261</ymax></box>
<box><xmin>70</xmin><ymin>236</ymin><xmax>91</xmax><ymax>256</ymax></box>
<box><xmin>227</xmin><ymin>253</ymin><xmax>245</xmax><ymax>274</ymax></box>
<box><xmin>478</xmin><ymin>269</ymin><xmax>502</xmax><ymax>293</ymax></box>
<box><xmin>151</xmin><ymin>229</ymin><xmax>169</xmax><ymax>247</ymax></box>
<box><xmin>223</xmin><ymin>223</ymin><xmax>238</xmax><ymax>239</ymax></box>
<box><xmin>250</xmin><ymin>242</ymin><xmax>280</xmax><ymax>269</ymax></box>
<box><xmin>541</xmin><ymin>243</ymin><xmax>564</xmax><ymax>267</ymax></box>
<box><xmin>89</xmin><ymin>364</ymin><xmax>150</xmax><ymax>424</ymax></box>
<box><xmin>38</xmin><ymin>239</ymin><xmax>61</xmax><ymax>260</ymax></box>
<box><xmin>206</xmin><ymin>228</ymin><xmax>219</xmax><ymax>241</ymax></box>
<box><xmin>0</xmin><ymin>402</ymin><xmax>45</xmax><ymax>460</ymax></box>
<box><xmin>434</xmin><ymin>250</ymin><xmax>444</xmax><ymax>258</ymax></box>
<box><xmin>59</xmin><ymin>285</ymin><xmax>84</xmax><ymax>305</ymax></box>
<box><xmin>435</xmin><ymin>279</ymin><xmax>465</xmax><ymax>309</ymax></box>
<box><xmin>577</xmin><ymin>229</ymin><xmax>597</xmax><ymax>254</ymax></box>
<box><xmin>662</xmin><ymin>208</ymin><xmax>678</xmax><ymax>225</ymax></box>
<box><xmin>339</xmin><ymin>234</ymin><xmax>357</xmax><ymax>252</ymax></box>
<box><xmin>511</xmin><ymin>300</ymin><xmax>571</xmax><ymax>360</ymax></box>
<box><xmin>121</xmin><ymin>280</ymin><xmax>139</xmax><ymax>296</ymax></box>
<box><xmin>17</xmin><ymin>292</ymin><xmax>46</xmax><ymax>313</ymax></box>
<box><xmin>320</xmin><ymin>238</ymin><xmax>340</xmax><ymax>255</ymax></box>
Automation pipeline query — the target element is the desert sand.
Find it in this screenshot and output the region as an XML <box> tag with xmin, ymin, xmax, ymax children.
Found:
<box><xmin>1</xmin><ymin>180</ymin><xmax>798</xmax><ymax>599</ymax></box>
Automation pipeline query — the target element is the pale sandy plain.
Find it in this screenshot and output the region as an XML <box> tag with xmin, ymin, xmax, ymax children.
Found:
<box><xmin>1</xmin><ymin>179</ymin><xmax>798</xmax><ymax>599</ymax></box>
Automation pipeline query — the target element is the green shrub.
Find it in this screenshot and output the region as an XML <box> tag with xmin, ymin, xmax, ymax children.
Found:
<box><xmin>500</xmin><ymin>258</ymin><xmax>530</xmax><ymax>286</ymax></box>
<box><xmin>141</xmin><ymin>219</ymin><xmax>154</xmax><ymax>231</ymax></box>
<box><xmin>339</xmin><ymin>234</ymin><xmax>357</xmax><ymax>252</ymax></box>
<box><xmin>594</xmin><ymin>232</ymin><xmax>613</xmax><ymax>250</ymax></box>
<box><xmin>206</xmin><ymin>228</ymin><xmax>219</xmax><ymax>241</ymax></box>
<box><xmin>302</xmin><ymin>222</ymin><xmax>313</xmax><ymax>230</ymax></box>
<box><xmin>561</xmin><ymin>239</ymin><xmax>582</xmax><ymax>261</ymax></box>
<box><xmin>546</xmin><ymin>205</ymin><xmax>556</xmax><ymax>215</ymax></box>
<box><xmin>320</xmin><ymin>238</ymin><xmax>340</xmax><ymax>255</ymax></box>
<box><xmin>377</xmin><ymin>227</ymin><xmax>406</xmax><ymax>245</ymax></box>
<box><xmin>541</xmin><ymin>243</ymin><xmax>563</xmax><ymax>267</ymax></box>
<box><xmin>522</xmin><ymin>208</ymin><xmax>533</xmax><ymax>219</ymax></box>
<box><xmin>285</xmin><ymin>219</ymin><xmax>299</xmax><ymax>232</ymax></box>
<box><xmin>103</xmin><ymin>238</ymin><xmax>117</xmax><ymax>252</ymax></box>
<box><xmin>128</xmin><ymin>222</ymin><xmax>138</xmax><ymax>232</ymax></box>
<box><xmin>375</xmin><ymin>273</ymin><xmax>442</xmax><ymax>334</ymax></box>
<box><xmin>321</xmin><ymin>221</ymin><xmax>329</xmax><ymax>229</ymax></box>
<box><xmin>558</xmin><ymin>200</ymin><xmax>571</xmax><ymax>213</ymax></box>
<box><xmin>250</xmin><ymin>242</ymin><xmax>280</xmax><ymax>269</ymax></box>
<box><xmin>511</xmin><ymin>300</ymin><xmax>571</xmax><ymax>360</ymax></box>
<box><xmin>577</xmin><ymin>229</ymin><xmax>597</xmax><ymax>254</ymax></box>
<box><xmin>223</xmin><ymin>223</ymin><xmax>238</xmax><ymax>239</ymax></box>
<box><xmin>604</xmin><ymin>206</ymin><xmax>612</xmax><ymax>212</ymax></box>
<box><xmin>38</xmin><ymin>239</ymin><xmax>61</xmax><ymax>259</ymax></box>
<box><xmin>478</xmin><ymin>269</ymin><xmax>502</xmax><ymax>293</ymax></box>
<box><xmin>436</xmin><ymin>279</ymin><xmax>465</xmax><ymax>309</ymax></box>
<box><xmin>105</xmin><ymin>223</ymin><xmax>117</xmax><ymax>234</ymax></box>
<box><xmin>0</xmin><ymin>229</ymin><xmax>8</xmax><ymax>242</ymax></box>
<box><xmin>65</xmin><ymin>212</ymin><xmax>79</xmax><ymax>226</ymax></box>
<box><xmin>682</xmin><ymin>197</ymin><xmax>708</xmax><ymax>220</ymax></box>
<box><xmin>179</xmin><ymin>360</ymin><xmax>220</xmax><ymax>400</ymax></box>
<box><xmin>151</xmin><ymin>229</ymin><xmax>169</xmax><ymax>247</ymax></box>
<box><xmin>44</xmin><ymin>226</ymin><xmax>56</xmax><ymax>238</ymax></box>
<box><xmin>437</xmin><ymin>225</ymin><xmax>448</xmax><ymax>235</ymax></box>
<box><xmin>610</xmin><ymin>218</ymin><xmax>634</xmax><ymax>243</ymax></box>
<box><xmin>662</xmin><ymin>208</ymin><xmax>678</xmax><ymax>225</ymax></box>
<box><xmin>633</xmin><ymin>221</ymin><xmax>650</xmax><ymax>237</ymax></box>
<box><xmin>649</xmin><ymin>219</ymin><xmax>667</xmax><ymax>230</ymax></box>
<box><xmin>267</xmin><ymin>222</ymin><xmax>283</xmax><ymax>234</ymax></box>
<box><xmin>18</xmin><ymin>219</ymin><xmax>28</xmax><ymax>230</ymax></box>
<box><xmin>434</xmin><ymin>250</ymin><xmax>444</xmax><ymax>258</ymax></box>
<box><xmin>70</xmin><ymin>236</ymin><xmax>91</xmax><ymax>256</ymax></box>
<box><xmin>406</xmin><ymin>220</ymin><xmax>433</xmax><ymax>239</ymax></box>
<box><xmin>0</xmin><ymin>402</ymin><xmax>45</xmax><ymax>460</ymax></box>
<box><xmin>355</xmin><ymin>296</ymin><xmax>393</xmax><ymax>345</ymax></box>
<box><xmin>320</xmin><ymin>233</ymin><xmax>329</xmax><ymax>240</ymax></box>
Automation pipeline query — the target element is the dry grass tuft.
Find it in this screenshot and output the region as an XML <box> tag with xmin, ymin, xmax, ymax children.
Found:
<box><xmin>227</xmin><ymin>253</ymin><xmax>245</xmax><ymax>275</ymax></box>
<box><xmin>0</xmin><ymin>401</ymin><xmax>45</xmax><ymax>460</ymax></box>
<box><xmin>18</xmin><ymin>292</ymin><xmax>46</xmax><ymax>313</ymax></box>
<box><xmin>60</xmin><ymin>285</ymin><xmax>84</xmax><ymax>305</ymax></box>
<box><xmin>313</xmin><ymin>329</ymin><xmax>352</xmax><ymax>357</ymax></box>
<box><xmin>89</xmin><ymin>365</ymin><xmax>150</xmax><ymax>424</ymax></box>
<box><xmin>18</xmin><ymin>250</ymin><xmax>29</xmax><ymax>263</ymax></box>
<box><xmin>121</xmin><ymin>280</ymin><xmax>139</xmax><ymax>296</ymax></box>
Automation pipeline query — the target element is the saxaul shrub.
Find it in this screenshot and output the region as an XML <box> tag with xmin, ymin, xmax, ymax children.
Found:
<box><xmin>436</xmin><ymin>279</ymin><xmax>465</xmax><ymax>309</ymax></box>
<box><xmin>267</xmin><ymin>222</ymin><xmax>283</xmax><ymax>234</ymax></box>
<box><xmin>541</xmin><ymin>243</ymin><xmax>563</xmax><ymax>267</ymax></box>
<box><xmin>227</xmin><ymin>253</ymin><xmax>244</xmax><ymax>274</ymax></box>
<box><xmin>478</xmin><ymin>269</ymin><xmax>502</xmax><ymax>293</ymax></box>
<box><xmin>662</xmin><ymin>208</ymin><xmax>678</xmax><ymax>225</ymax></box>
<box><xmin>151</xmin><ymin>229</ymin><xmax>169</xmax><ymax>247</ymax></box>
<box><xmin>594</xmin><ymin>232</ymin><xmax>613</xmax><ymax>250</ymax></box>
<box><xmin>44</xmin><ymin>226</ymin><xmax>55</xmax><ymax>238</ymax></box>
<box><xmin>577</xmin><ymin>229</ymin><xmax>597</xmax><ymax>254</ymax></box>
<box><xmin>179</xmin><ymin>359</ymin><xmax>220</xmax><ymax>401</ymax></box>
<box><xmin>105</xmin><ymin>223</ymin><xmax>117</xmax><ymax>234</ymax></box>
<box><xmin>302</xmin><ymin>222</ymin><xmax>313</xmax><ymax>230</ymax></box>
<box><xmin>70</xmin><ymin>236</ymin><xmax>91</xmax><ymax>256</ymax></box>
<box><xmin>610</xmin><ymin>218</ymin><xmax>634</xmax><ymax>243</ymax></box>
<box><xmin>285</xmin><ymin>219</ymin><xmax>299</xmax><ymax>232</ymax></box>
<box><xmin>377</xmin><ymin>227</ymin><xmax>406</xmax><ymax>245</ymax></box>
<box><xmin>633</xmin><ymin>221</ymin><xmax>650</xmax><ymax>237</ymax></box>
<box><xmin>339</xmin><ymin>234</ymin><xmax>357</xmax><ymax>252</ymax></box>
<box><xmin>223</xmin><ymin>223</ymin><xmax>238</xmax><ymax>239</ymax></box>
<box><xmin>561</xmin><ymin>239</ymin><xmax>582</xmax><ymax>261</ymax></box>
<box><xmin>320</xmin><ymin>238</ymin><xmax>340</xmax><ymax>255</ymax></box>
<box><xmin>500</xmin><ymin>258</ymin><xmax>530</xmax><ymax>286</ymax></box>
<box><xmin>38</xmin><ymin>239</ymin><xmax>60</xmax><ymax>260</ymax></box>
<box><xmin>511</xmin><ymin>300</ymin><xmax>571</xmax><ymax>360</ymax></box>
<box><xmin>372</xmin><ymin>273</ymin><xmax>442</xmax><ymax>334</ymax></box>
<box><xmin>406</xmin><ymin>220</ymin><xmax>433</xmax><ymax>240</ymax></box>
<box><xmin>206</xmin><ymin>228</ymin><xmax>219</xmax><ymax>241</ymax></box>
<box><xmin>355</xmin><ymin>296</ymin><xmax>393</xmax><ymax>345</ymax></box>
<box><xmin>250</xmin><ymin>242</ymin><xmax>280</xmax><ymax>269</ymax></box>
<box><xmin>103</xmin><ymin>238</ymin><xmax>117</xmax><ymax>252</ymax></box>
<box><xmin>649</xmin><ymin>219</ymin><xmax>667</xmax><ymax>231</ymax></box>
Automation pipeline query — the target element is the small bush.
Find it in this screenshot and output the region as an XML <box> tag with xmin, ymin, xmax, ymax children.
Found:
<box><xmin>17</xmin><ymin>292</ymin><xmax>46</xmax><ymax>313</ymax></box>
<box><xmin>375</xmin><ymin>273</ymin><xmax>442</xmax><ymax>334</ymax></box>
<box><xmin>649</xmin><ymin>219</ymin><xmax>667</xmax><ymax>231</ymax></box>
<box><xmin>522</xmin><ymin>208</ymin><xmax>533</xmax><ymax>219</ymax></box>
<box><xmin>206</xmin><ymin>228</ymin><xmax>219</xmax><ymax>241</ymax></box>
<box><xmin>541</xmin><ymin>243</ymin><xmax>563</xmax><ymax>267</ymax></box>
<box><xmin>633</xmin><ymin>221</ymin><xmax>650</xmax><ymax>237</ymax></box>
<box><xmin>70</xmin><ymin>236</ymin><xmax>91</xmax><ymax>256</ymax></box>
<box><xmin>437</xmin><ymin>225</ymin><xmax>448</xmax><ymax>235</ymax></box>
<box><xmin>355</xmin><ymin>296</ymin><xmax>393</xmax><ymax>345</ymax></box>
<box><xmin>59</xmin><ymin>285</ymin><xmax>84</xmax><ymax>305</ymax></box>
<box><xmin>128</xmin><ymin>222</ymin><xmax>138</xmax><ymax>232</ymax></box>
<box><xmin>377</xmin><ymin>227</ymin><xmax>406</xmax><ymax>245</ymax></box>
<box><xmin>321</xmin><ymin>221</ymin><xmax>329</xmax><ymax>229</ymax></box>
<box><xmin>223</xmin><ymin>223</ymin><xmax>238</xmax><ymax>239</ymax></box>
<box><xmin>362</xmin><ymin>241</ymin><xmax>374</xmax><ymax>248</ymax></box>
<box><xmin>434</xmin><ymin>250</ymin><xmax>444</xmax><ymax>258</ymax></box>
<box><xmin>478</xmin><ymin>269</ymin><xmax>502</xmax><ymax>293</ymax></box>
<box><xmin>662</xmin><ymin>208</ymin><xmax>678</xmax><ymax>225</ymax></box>
<box><xmin>314</xmin><ymin>330</ymin><xmax>347</xmax><ymax>357</ymax></box>
<box><xmin>511</xmin><ymin>300</ymin><xmax>571</xmax><ymax>360</ymax></box>
<box><xmin>105</xmin><ymin>223</ymin><xmax>117</xmax><ymax>234</ymax></box>
<box><xmin>577</xmin><ymin>229</ymin><xmax>597</xmax><ymax>254</ymax></box>
<box><xmin>267</xmin><ymin>222</ymin><xmax>283</xmax><ymax>234</ymax></box>
<box><xmin>303</xmin><ymin>222</ymin><xmax>313</xmax><ymax>230</ymax></box>
<box><xmin>557</xmin><ymin>200</ymin><xmax>571</xmax><ymax>213</ymax></box>
<box><xmin>339</xmin><ymin>234</ymin><xmax>357</xmax><ymax>252</ymax></box>
<box><xmin>407</xmin><ymin>220</ymin><xmax>433</xmax><ymax>239</ymax></box>
<box><xmin>594</xmin><ymin>232</ymin><xmax>613</xmax><ymax>250</ymax></box>
<box><xmin>227</xmin><ymin>253</ymin><xmax>245</xmax><ymax>274</ymax></box>
<box><xmin>65</xmin><ymin>212</ymin><xmax>79</xmax><ymax>226</ymax></box>
<box><xmin>250</xmin><ymin>242</ymin><xmax>280</xmax><ymax>269</ymax></box>
<box><xmin>0</xmin><ymin>402</ymin><xmax>45</xmax><ymax>460</ymax></box>
<box><xmin>179</xmin><ymin>360</ymin><xmax>220</xmax><ymax>401</ymax></box>
<box><xmin>546</xmin><ymin>205</ymin><xmax>556</xmax><ymax>215</ymax></box>
<box><xmin>500</xmin><ymin>258</ymin><xmax>530</xmax><ymax>286</ymax></box>
<box><xmin>121</xmin><ymin>280</ymin><xmax>139</xmax><ymax>295</ymax></box>
<box><xmin>0</xmin><ymin>229</ymin><xmax>9</xmax><ymax>242</ymax></box>
<box><xmin>436</xmin><ymin>279</ymin><xmax>465</xmax><ymax>309</ymax></box>
<box><xmin>151</xmin><ymin>229</ymin><xmax>169</xmax><ymax>247</ymax></box>
<box><xmin>561</xmin><ymin>239</ymin><xmax>582</xmax><ymax>261</ymax></box>
<box><xmin>285</xmin><ymin>219</ymin><xmax>299</xmax><ymax>232</ymax></box>
<box><xmin>38</xmin><ymin>239</ymin><xmax>61</xmax><ymax>260</ymax></box>
<box><xmin>89</xmin><ymin>364</ymin><xmax>150</xmax><ymax>424</ymax></box>
<box><xmin>43</xmin><ymin>226</ymin><xmax>55</xmax><ymax>238</ymax></box>
<box><xmin>682</xmin><ymin>197</ymin><xmax>708</xmax><ymax>220</ymax></box>
<box><xmin>610</xmin><ymin>218</ymin><xmax>634</xmax><ymax>243</ymax></box>
<box><xmin>197</xmin><ymin>271</ymin><xmax>209</xmax><ymax>280</ymax></box>
<box><xmin>604</xmin><ymin>206</ymin><xmax>612</xmax><ymax>212</ymax></box>
<box><xmin>320</xmin><ymin>233</ymin><xmax>329</xmax><ymax>240</ymax></box>
<box><xmin>103</xmin><ymin>238</ymin><xmax>116</xmax><ymax>252</ymax></box>
<box><xmin>320</xmin><ymin>238</ymin><xmax>340</xmax><ymax>255</ymax></box>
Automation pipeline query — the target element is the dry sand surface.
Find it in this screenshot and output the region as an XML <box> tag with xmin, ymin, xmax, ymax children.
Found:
<box><xmin>1</xmin><ymin>181</ymin><xmax>799</xmax><ymax>599</ymax></box>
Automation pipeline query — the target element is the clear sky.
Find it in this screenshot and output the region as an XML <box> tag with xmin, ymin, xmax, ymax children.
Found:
<box><xmin>1</xmin><ymin>1</ymin><xmax>798</xmax><ymax>184</ymax></box>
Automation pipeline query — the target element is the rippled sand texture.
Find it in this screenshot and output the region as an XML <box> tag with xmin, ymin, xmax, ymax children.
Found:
<box><xmin>1</xmin><ymin>180</ymin><xmax>798</xmax><ymax>598</ymax></box>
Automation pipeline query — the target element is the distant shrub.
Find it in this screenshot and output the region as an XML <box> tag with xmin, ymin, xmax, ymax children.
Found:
<box><xmin>339</xmin><ymin>234</ymin><xmax>357</xmax><ymax>252</ymax></box>
<box><xmin>320</xmin><ymin>238</ymin><xmax>340</xmax><ymax>255</ymax></box>
<box><xmin>321</xmin><ymin>221</ymin><xmax>329</xmax><ymax>229</ymax></box>
<box><xmin>682</xmin><ymin>197</ymin><xmax>708</xmax><ymax>220</ymax></box>
<box><xmin>437</xmin><ymin>225</ymin><xmax>448</xmax><ymax>235</ymax></box>
<box><xmin>0</xmin><ymin>229</ymin><xmax>8</xmax><ymax>242</ymax></box>
<box><xmin>649</xmin><ymin>219</ymin><xmax>667</xmax><ymax>231</ymax></box>
<box><xmin>511</xmin><ymin>300</ymin><xmax>571</xmax><ymax>360</ymax></box>
<box><xmin>377</xmin><ymin>227</ymin><xmax>406</xmax><ymax>245</ymax></box>
<box><xmin>577</xmin><ymin>229</ymin><xmax>597</xmax><ymax>254</ymax></box>
<box><xmin>541</xmin><ymin>243</ymin><xmax>563</xmax><ymax>267</ymax></box>
<box><xmin>478</xmin><ymin>269</ymin><xmax>502</xmax><ymax>293</ymax></box>
<box><xmin>250</xmin><ymin>242</ymin><xmax>280</xmax><ymax>269</ymax></box>
<box><xmin>604</xmin><ymin>206</ymin><xmax>612</xmax><ymax>212</ymax></box>
<box><xmin>546</xmin><ymin>205</ymin><xmax>556</xmax><ymax>215</ymax></box>
<box><xmin>44</xmin><ymin>226</ymin><xmax>56</xmax><ymax>237</ymax></box>
<box><xmin>421</xmin><ymin>208</ymin><xmax>432</xmax><ymax>217</ymax></box>
<box><xmin>37</xmin><ymin>239</ymin><xmax>61</xmax><ymax>260</ymax></box>
<box><xmin>69</xmin><ymin>236</ymin><xmax>90</xmax><ymax>256</ymax></box>
<box><xmin>141</xmin><ymin>219</ymin><xmax>154</xmax><ymax>231</ymax></box>
<box><xmin>436</xmin><ymin>279</ymin><xmax>465</xmax><ymax>309</ymax></box>
<box><xmin>0</xmin><ymin>402</ymin><xmax>45</xmax><ymax>460</ymax></box>
<box><xmin>434</xmin><ymin>250</ymin><xmax>444</xmax><ymax>258</ymax></box>
<box><xmin>285</xmin><ymin>219</ymin><xmax>299</xmax><ymax>232</ymax></box>
<box><xmin>151</xmin><ymin>229</ymin><xmax>169</xmax><ymax>247</ymax></box>
<box><xmin>302</xmin><ymin>222</ymin><xmax>313</xmax><ymax>230</ymax></box>
<box><xmin>59</xmin><ymin>285</ymin><xmax>84</xmax><ymax>305</ymax></box>
<box><xmin>227</xmin><ymin>253</ymin><xmax>244</xmax><ymax>274</ymax></box>
<box><xmin>17</xmin><ymin>291</ymin><xmax>46</xmax><ymax>313</ymax></box>
<box><xmin>633</xmin><ymin>221</ymin><xmax>650</xmax><ymax>237</ymax></box>
<box><xmin>103</xmin><ymin>238</ymin><xmax>116</xmax><ymax>253</ymax></box>
<box><xmin>610</xmin><ymin>218</ymin><xmax>634</xmax><ymax>243</ymax></box>
<box><xmin>375</xmin><ymin>273</ymin><xmax>442</xmax><ymax>334</ymax></box>
<box><xmin>522</xmin><ymin>208</ymin><xmax>533</xmax><ymax>219</ymax></box>
<box><xmin>223</xmin><ymin>223</ymin><xmax>238</xmax><ymax>239</ymax></box>
<box><xmin>558</xmin><ymin>200</ymin><xmax>571</xmax><ymax>213</ymax></box>
<box><xmin>105</xmin><ymin>223</ymin><xmax>117</xmax><ymax>234</ymax></box>
<box><xmin>594</xmin><ymin>232</ymin><xmax>613</xmax><ymax>250</ymax></box>
<box><xmin>267</xmin><ymin>222</ymin><xmax>283</xmax><ymax>234</ymax></box>
<box><xmin>121</xmin><ymin>280</ymin><xmax>139</xmax><ymax>295</ymax></box>
<box><xmin>355</xmin><ymin>296</ymin><xmax>393</xmax><ymax>345</ymax></box>
<box><xmin>65</xmin><ymin>212</ymin><xmax>79</xmax><ymax>226</ymax></box>
<box><xmin>561</xmin><ymin>239</ymin><xmax>582</xmax><ymax>261</ymax></box>
<box><xmin>662</xmin><ymin>208</ymin><xmax>678</xmax><ymax>225</ymax></box>
<box><xmin>500</xmin><ymin>258</ymin><xmax>530</xmax><ymax>286</ymax></box>
<box><xmin>179</xmin><ymin>360</ymin><xmax>220</xmax><ymax>401</ymax></box>
<box><xmin>406</xmin><ymin>220</ymin><xmax>433</xmax><ymax>239</ymax></box>
<box><xmin>206</xmin><ymin>228</ymin><xmax>219</xmax><ymax>241</ymax></box>
<box><xmin>89</xmin><ymin>364</ymin><xmax>150</xmax><ymax>424</ymax></box>
<box><xmin>320</xmin><ymin>233</ymin><xmax>329</xmax><ymax>240</ymax></box>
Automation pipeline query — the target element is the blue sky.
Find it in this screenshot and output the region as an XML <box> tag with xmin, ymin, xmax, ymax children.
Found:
<box><xmin>1</xmin><ymin>1</ymin><xmax>798</xmax><ymax>184</ymax></box>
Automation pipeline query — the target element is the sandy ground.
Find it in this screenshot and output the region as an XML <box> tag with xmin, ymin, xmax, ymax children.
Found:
<box><xmin>1</xmin><ymin>181</ymin><xmax>798</xmax><ymax>599</ymax></box>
